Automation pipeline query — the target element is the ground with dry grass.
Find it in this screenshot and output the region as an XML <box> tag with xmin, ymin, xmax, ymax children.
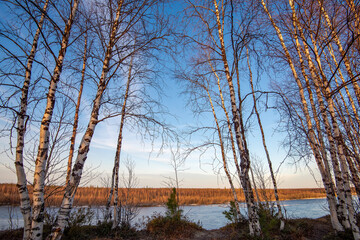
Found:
<box><xmin>0</xmin><ymin>216</ymin><xmax>354</xmax><ymax>240</ymax></box>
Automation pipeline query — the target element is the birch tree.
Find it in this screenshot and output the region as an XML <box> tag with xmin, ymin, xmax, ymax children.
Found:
<box><xmin>247</xmin><ymin>48</ymin><xmax>285</xmax><ymax>230</ymax></box>
<box><xmin>30</xmin><ymin>1</ymin><xmax>79</xmax><ymax>238</ymax></box>
<box><xmin>112</xmin><ymin>52</ymin><xmax>133</xmax><ymax>229</ymax></box>
<box><xmin>261</xmin><ymin>0</ymin><xmax>360</xmax><ymax>237</ymax></box>
<box><xmin>182</xmin><ymin>0</ymin><xmax>262</xmax><ymax>235</ymax></box>
<box><xmin>10</xmin><ymin>1</ymin><xmax>49</xmax><ymax>238</ymax></box>
<box><xmin>65</xmin><ymin>29</ymin><xmax>88</xmax><ymax>185</ymax></box>
<box><xmin>48</xmin><ymin>0</ymin><xmax>168</xmax><ymax>238</ymax></box>
<box><xmin>0</xmin><ymin>0</ymin><xmax>80</xmax><ymax>239</ymax></box>
<box><xmin>180</xmin><ymin>61</ymin><xmax>243</xmax><ymax>219</ymax></box>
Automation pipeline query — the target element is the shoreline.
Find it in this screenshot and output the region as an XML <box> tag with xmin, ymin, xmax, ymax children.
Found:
<box><xmin>0</xmin><ymin>197</ymin><xmax>328</xmax><ymax>208</ymax></box>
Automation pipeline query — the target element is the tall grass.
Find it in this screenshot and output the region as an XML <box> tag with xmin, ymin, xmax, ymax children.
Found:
<box><xmin>0</xmin><ymin>183</ymin><xmax>333</xmax><ymax>207</ymax></box>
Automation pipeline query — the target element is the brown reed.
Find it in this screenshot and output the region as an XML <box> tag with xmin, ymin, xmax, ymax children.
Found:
<box><xmin>0</xmin><ymin>183</ymin><xmax>332</xmax><ymax>207</ymax></box>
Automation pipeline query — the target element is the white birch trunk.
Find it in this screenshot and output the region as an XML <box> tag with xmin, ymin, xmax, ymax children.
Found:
<box><xmin>66</xmin><ymin>32</ymin><xmax>87</xmax><ymax>184</ymax></box>
<box><xmin>307</xmin><ymin>28</ymin><xmax>360</xmax><ymax>239</ymax></box>
<box><xmin>288</xmin><ymin>2</ymin><xmax>345</xmax><ymax>231</ymax></box>
<box><xmin>213</xmin><ymin>0</ymin><xmax>261</xmax><ymax>235</ymax></box>
<box><xmin>247</xmin><ymin>48</ymin><xmax>285</xmax><ymax>230</ymax></box>
<box><xmin>262</xmin><ymin>0</ymin><xmax>344</xmax><ymax>231</ymax></box>
<box><xmin>301</xmin><ymin>28</ymin><xmax>350</xmax><ymax>230</ymax></box>
<box><xmin>205</xmin><ymin>85</ymin><xmax>242</xmax><ymax>220</ymax></box>
<box><xmin>30</xmin><ymin>1</ymin><xmax>79</xmax><ymax>239</ymax></box>
<box><xmin>208</xmin><ymin>59</ymin><xmax>245</xmax><ymax>217</ymax></box>
<box><xmin>47</xmin><ymin>2</ymin><xmax>124</xmax><ymax>239</ymax></box>
<box><xmin>15</xmin><ymin>1</ymin><xmax>49</xmax><ymax>239</ymax></box>
<box><xmin>209</xmin><ymin>60</ymin><xmax>244</xmax><ymax>207</ymax></box>
<box><xmin>318</xmin><ymin>1</ymin><xmax>360</xmax><ymax>106</ymax></box>
<box><xmin>113</xmin><ymin>52</ymin><xmax>133</xmax><ymax>229</ymax></box>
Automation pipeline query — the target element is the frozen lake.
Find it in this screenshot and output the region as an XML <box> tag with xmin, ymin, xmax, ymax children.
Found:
<box><xmin>0</xmin><ymin>198</ymin><xmax>330</xmax><ymax>230</ymax></box>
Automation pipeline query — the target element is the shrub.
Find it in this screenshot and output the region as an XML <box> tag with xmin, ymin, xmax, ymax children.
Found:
<box><xmin>62</xmin><ymin>217</ymin><xmax>138</xmax><ymax>240</ymax></box>
<box><xmin>258</xmin><ymin>203</ymin><xmax>281</xmax><ymax>239</ymax></box>
<box><xmin>223</xmin><ymin>201</ymin><xmax>240</xmax><ymax>224</ymax></box>
<box><xmin>146</xmin><ymin>188</ymin><xmax>202</xmax><ymax>238</ymax></box>
<box><xmin>62</xmin><ymin>207</ymin><xmax>96</xmax><ymax>240</ymax></box>
<box><xmin>146</xmin><ymin>214</ymin><xmax>202</xmax><ymax>238</ymax></box>
<box><xmin>165</xmin><ymin>188</ymin><xmax>183</xmax><ymax>220</ymax></box>
<box><xmin>68</xmin><ymin>207</ymin><xmax>94</xmax><ymax>228</ymax></box>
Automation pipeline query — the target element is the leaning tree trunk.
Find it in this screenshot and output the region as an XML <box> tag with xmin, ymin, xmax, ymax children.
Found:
<box><xmin>213</xmin><ymin>0</ymin><xmax>261</xmax><ymax>235</ymax></box>
<box><xmin>262</xmin><ymin>0</ymin><xmax>345</xmax><ymax>231</ymax></box>
<box><xmin>205</xmin><ymin>82</ymin><xmax>242</xmax><ymax>219</ymax></box>
<box><xmin>15</xmin><ymin>1</ymin><xmax>49</xmax><ymax>239</ymax></box>
<box><xmin>288</xmin><ymin>2</ymin><xmax>344</xmax><ymax>231</ymax></box>
<box><xmin>247</xmin><ymin>48</ymin><xmax>285</xmax><ymax>230</ymax></box>
<box><xmin>307</xmin><ymin>27</ymin><xmax>360</xmax><ymax>238</ymax></box>
<box><xmin>47</xmin><ymin>2</ymin><xmax>124</xmax><ymax>240</ymax></box>
<box><xmin>66</xmin><ymin>31</ymin><xmax>88</xmax><ymax>184</ymax></box>
<box><xmin>294</xmin><ymin>14</ymin><xmax>351</xmax><ymax>230</ymax></box>
<box><xmin>30</xmin><ymin>1</ymin><xmax>78</xmax><ymax>239</ymax></box>
<box><xmin>208</xmin><ymin>59</ymin><xmax>244</xmax><ymax>218</ymax></box>
<box><xmin>318</xmin><ymin>1</ymin><xmax>360</xmax><ymax>106</ymax></box>
<box><xmin>113</xmin><ymin>52</ymin><xmax>133</xmax><ymax>229</ymax></box>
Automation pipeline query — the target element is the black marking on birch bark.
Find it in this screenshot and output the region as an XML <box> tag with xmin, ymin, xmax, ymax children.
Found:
<box><xmin>14</xmin><ymin>162</ymin><xmax>23</xmax><ymax>167</ymax></box>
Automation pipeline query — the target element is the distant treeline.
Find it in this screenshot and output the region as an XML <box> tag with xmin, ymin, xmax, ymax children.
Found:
<box><xmin>0</xmin><ymin>183</ymin><xmax>332</xmax><ymax>207</ymax></box>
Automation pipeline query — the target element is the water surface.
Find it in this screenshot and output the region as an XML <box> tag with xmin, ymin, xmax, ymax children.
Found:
<box><xmin>0</xmin><ymin>198</ymin><xmax>329</xmax><ymax>230</ymax></box>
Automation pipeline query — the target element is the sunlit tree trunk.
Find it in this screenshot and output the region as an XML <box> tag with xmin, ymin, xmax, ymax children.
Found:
<box><xmin>325</xmin><ymin>45</ymin><xmax>360</xmax><ymax>176</ymax></box>
<box><xmin>207</xmin><ymin>58</ymin><xmax>245</xmax><ymax>217</ymax></box>
<box><xmin>345</xmin><ymin>0</ymin><xmax>360</xmax><ymax>55</ymax></box>
<box><xmin>290</xmin><ymin>1</ymin><xmax>359</xmax><ymax>237</ymax></box>
<box><xmin>325</xmin><ymin>51</ymin><xmax>360</xmax><ymax>201</ymax></box>
<box><xmin>213</xmin><ymin>0</ymin><xmax>261</xmax><ymax>235</ymax></box>
<box><xmin>47</xmin><ymin>2</ymin><xmax>124</xmax><ymax>239</ymax></box>
<box><xmin>31</xmin><ymin>1</ymin><xmax>79</xmax><ymax>239</ymax></box>
<box><xmin>307</xmin><ymin>29</ymin><xmax>360</xmax><ymax>239</ymax></box>
<box><xmin>113</xmin><ymin>52</ymin><xmax>133</xmax><ymax>229</ymax></box>
<box><xmin>66</xmin><ymin>31</ymin><xmax>88</xmax><ymax>185</ymax></box>
<box><xmin>247</xmin><ymin>49</ymin><xmax>285</xmax><ymax>230</ymax></box>
<box><xmin>14</xmin><ymin>1</ymin><xmax>49</xmax><ymax>239</ymax></box>
<box><xmin>326</xmin><ymin>43</ymin><xmax>360</xmax><ymax>134</ymax></box>
<box><xmin>204</xmin><ymin>80</ymin><xmax>242</xmax><ymax>220</ymax></box>
<box><xmin>209</xmin><ymin>60</ymin><xmax>243</xmax><ymax>203</ymax></box>
<box><xmin>318</xmin><ymin>1</ymin><xmax>360</xmax><ymax>105</ymax></box>
<box><xmin>288</xmin><ymin>2</ymin><xmax>344</xmax><ymax>231</ymax></box>
<box><xmin>262</xmin><ymin>0</ymin><xmax>344</xmax><ymax>231</ymax></box>
<box><xmin>293</xmin><ymin>1</ymin><xmax>352</xmax><ymax>231</ymax></box>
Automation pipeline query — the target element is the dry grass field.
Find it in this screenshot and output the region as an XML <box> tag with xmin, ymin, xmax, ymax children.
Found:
<box><xmin>0</xmin><ymin>183</ymin><xmax>330</xmax><ymax>206</ymax></box>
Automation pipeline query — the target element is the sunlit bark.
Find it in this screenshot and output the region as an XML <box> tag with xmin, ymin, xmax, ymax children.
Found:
<box><xmin>262</xmin><ymin>0</ymin><xmax>344</xmax><ymax>231</ymax></box>
<box><xmin>247</xmin><ymin>48</ymin><xmax>285</xmax><ymax>230</ymax></box>
<box><xmin>31</xmin><ymin>1</ymin><xmax>79</xmax><ymax>239</ymax></box>
<box><xmin>213</xmin><ymin>0</ymin><xmax>261</xmax><ymax>235</ymax></box>
<box><xmin>47</xmin><ymin>1</ymin><xmax>124</xmax><ymax>239</ymax></box>
<box><xmin>113</xmin><ymin>52</ymin><xmax>133</xmax><ymax>229</ymax></box>
<box><xmin>15</xmin><ymin>1</ymin><xmax>49</xmax><ymax>239</ymax></box>
<box><xmin>307</xmin><ymin>27</ymin><xmax>360</xmax><ymax>239</ymax></box>
<box><xmin>290</xmin><ymin>1</ymin><xmax>360</xmax><ymax>237</ymax></box>
<box><xmin>206</xmin><ymin>84</ymin><xmax>242</xmax><ymax>220</ymax></box>
<box><xmin>66</xmin><ymin>31</ymin><xmax>88</xmax><ymax>185</ymax></box>
<box><xmin>288</xmin><ymin>3</ymin><xmax>344</xmax><ymax>230</ymax></box>
<box><xmin>318</xmin><ymin>1</ymin><xmax>360</xmax><ymax>105</ymax></box>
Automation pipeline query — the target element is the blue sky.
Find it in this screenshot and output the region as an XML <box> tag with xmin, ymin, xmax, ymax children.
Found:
<box><xmin>0</xmin><ymin>73</ymin><xmax>322</xmax><ymax>188</ymax></box>
<box><xmin>0</xmin><ymin>0</ymin><xmax>323</xmax><ymax>189</ymax></box>
<box><xmin>80</xmin><ymin>74</ymin><xmax>323</xmax><ymax>188</ymax></box>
